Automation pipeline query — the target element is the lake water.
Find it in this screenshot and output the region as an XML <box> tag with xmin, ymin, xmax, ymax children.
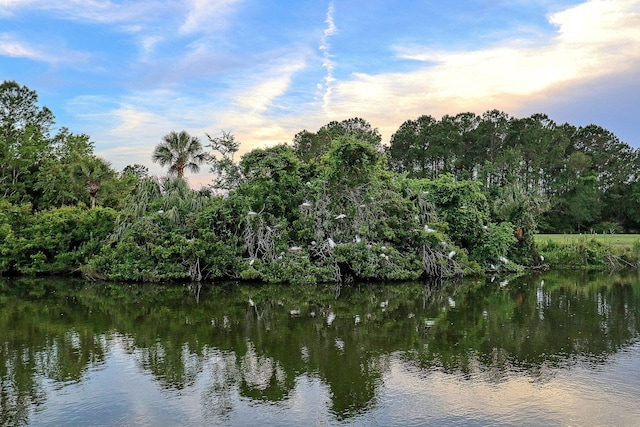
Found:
<box><xmin>1</xmin><ymin>271</ymin><xmax>640</xmax><ymax>426</ymax></box>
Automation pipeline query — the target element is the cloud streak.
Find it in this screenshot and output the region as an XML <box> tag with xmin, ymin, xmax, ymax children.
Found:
<box><xmin>0</xmin><ymin>33</ymin><xmax>51</xmax><ymax>61</ymax></box>
<box><xmin>179</xmin><ymin>0</ymin><xmax>244</xmax><ymax>35</ymax></box>
<box><xmin>0</xmin><ymin>32</ymin><xmax>90</xmax><ymax>64</ymax></box>
<box><xmin>319</xmin><ymin>1</ymin><xmax>337</xmax><ymax>114</ymax></box>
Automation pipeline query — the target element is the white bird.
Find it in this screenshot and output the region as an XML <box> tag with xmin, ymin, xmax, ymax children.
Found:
<box><xmin>247</xmin><ymin>211</ymin><xmax>257</xmax><ymax>216</ymax></box>
<box><xmin>335</xmin><ymin>213</ymin><xmax>347</xmax><ymax>219</ymax></box>
<box><xmin>327</xmin><ymin>238</ymin><xmax>336</xmax><ymax>248</ymax></box>
<box><xmin>482</xmin><ymin>225</ymin><xmax>489</xmax><ymax>231</ymax></box>
<box><xmin>289</xmin><ymin>246</ymin><xmax>302</xmax><ymax>251</ymax></box>
<box><xmin>326</xmin><ymin>311</ymin><xmax>336</xmax><ymax>326</ymax></box>
<box><xmin>301</xmin><ymin>201</ymin><xmax>312</xmax><ymax>207</ymax></box>
<box><xmin>380</xmin><ymin>300</ymin><xmax>389</xmax><ymax>308</ymax></box>
<box><xmin>448</xmin><ymin>250</ymin><xmax>456</xmax><ymax>259</ymax></box>
<box><xmin>448</xmin><ymin>297</ymin><xmax>456</xmax><ymax>308</ymax></box>
<box><xmin>500</xmin><ymin>279</ymin><xmax>509</xmax><ymax>287</ymax></box>
<box><xmin>311</xmin><ymin>240</ymin><xmax>317</xmax><ymax>246</ymax></box>
<box><xmin>424</xmin><ymin>225</ymin><xmax>435</xmax><ymax>233</ymax></box>
<box><xmin>354</xmin><ymin>315</ymin><xmax>361</xmax><ymax>324</ymax></box>
<box><xmin>355</xmin><ymin>235</ymin><xmax>362</xmax><ymax>243</ymax></box>
<box><xmin>157</xmin><ymin>210</ymin><xmax>164</xmax><ymax>213</ymax></box>
<box><xmin>249</xmin><ymin>258</ymin><xmax>255</xmax><ymax>266</ymax></box>
<box><xmin>540</xmin><ymin>255</ymin><xmax>545</xmax><ymax>261</ymax></box>
<box><xmin>499</xmin><ymin>256</ymin><xmax>509</xmax><ymax>264</ymax></box>
<box><xmin>248</xmin><ymin>298</ymin><xmax>255</xmax><ymax>307</ymax></box>
<box><xmin>289</xmin><ymin>309</ymin><xmax>300</xmax><ymax>316</ymax></box>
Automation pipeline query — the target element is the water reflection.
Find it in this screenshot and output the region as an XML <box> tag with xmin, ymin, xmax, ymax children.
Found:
<box><xmin>1</xmin><ymin>272</ymin><xmax>639</xmax><ymax>425</ymax></box>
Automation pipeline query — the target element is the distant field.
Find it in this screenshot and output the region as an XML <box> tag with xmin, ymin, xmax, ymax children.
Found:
<box><xmin>535</xmin><ymin>234</ymin><xmax>640</xmax><ymax>249</ymax></box>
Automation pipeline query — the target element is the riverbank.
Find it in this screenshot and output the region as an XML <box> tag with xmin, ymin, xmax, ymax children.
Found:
<box><xmin>535</xmin><ymin>234</ymin><xmax>640</xmax><ymax>270</ymax></box>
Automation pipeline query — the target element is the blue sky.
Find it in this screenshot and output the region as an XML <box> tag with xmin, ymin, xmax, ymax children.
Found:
<box><xmin>1</xmin><ymin>0</ymin><xmax>639</xmax><ymax>186</ymax></box>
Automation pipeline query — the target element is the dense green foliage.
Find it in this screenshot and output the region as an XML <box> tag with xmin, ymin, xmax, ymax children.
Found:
<box><xmin>1</xmin><ymin>81</ymin><xmax>639</xmax><ymax>282</ymax></box>
<box><xmin>386</xmin><ymin>110</ymin><xmax>640</xmax><ymax>233</ymax></box>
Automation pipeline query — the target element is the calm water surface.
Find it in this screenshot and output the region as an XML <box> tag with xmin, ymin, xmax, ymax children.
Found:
<box><xmin>1</xmin><ymin>272</ymin><xmax>640</xmax><ymax>426</ymax></box>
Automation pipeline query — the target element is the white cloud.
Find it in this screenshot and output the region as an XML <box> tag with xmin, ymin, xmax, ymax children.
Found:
<box><xmin>0</xmin><ymin>0</ymin><xmax>169</xmax><ymax>24</ymax></box>
<box><xmin>0</xmin><ymin>32</ymin><xmax>90</xmax><ymax>64</ymax></box>
<box><xmin>179</xmin><ymin>0</ymin><xmax>244</xmax><ymax>35</ymax></box>
<box><xmin>139</xmin><ymin>34</ymin><xmax>165</xmax><ymax>59</ymax></box>
<box><xmin>326</xmin><ymin>0</ymin><xmax>640</xmax><ymax>141</ymax></box>
<box><xmin>0</xmin><ymin>33</ymin><xmax>50</xmax><ymax>60</ymax></box>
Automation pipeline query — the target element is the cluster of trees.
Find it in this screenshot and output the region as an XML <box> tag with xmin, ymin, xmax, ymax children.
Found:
<box><xmin>1</xmin><ymin>80</ymin><xmax>638</xmax><ymax>283</ymax></box>
<box><xmin>386</xmin><ymin>111</ymin><xmax>640</xmax><ymax>233</ymax></box>
<box><xmin>0</xmin><ymin>81</ymin><xmax>142</xmax><ymax>211</ymax></box>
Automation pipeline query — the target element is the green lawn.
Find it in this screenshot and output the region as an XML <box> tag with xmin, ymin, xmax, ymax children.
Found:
<box><xmin>535</xmin><ymin>234</ymin><xmax>640</xmax><ymax>249</ymax></box>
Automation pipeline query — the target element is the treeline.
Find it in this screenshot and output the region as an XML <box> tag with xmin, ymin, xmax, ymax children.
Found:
<box><xmin>1</xmin><ymin>81</ymin><xmax>639</xmax><ymax>283</ymax></box>
<box><xmin>386</xmin><ymin>111</ymin><xmax>640</xmax><ymax>233</ymax></box>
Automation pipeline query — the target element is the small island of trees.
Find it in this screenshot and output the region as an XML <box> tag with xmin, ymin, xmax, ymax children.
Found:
<box><xmin>1</xmin><ymin>80</ymin><xmax>639</xmax><ymax>284</ymax></box>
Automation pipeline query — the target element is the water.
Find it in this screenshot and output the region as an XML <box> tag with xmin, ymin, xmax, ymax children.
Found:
<box><xmin>1</xmin><ymin>271</ymin><xmax>640</xmax><ymax>426</ymax></box>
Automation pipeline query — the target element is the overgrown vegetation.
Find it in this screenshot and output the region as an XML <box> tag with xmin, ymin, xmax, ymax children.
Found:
<box><xmin>1</xmin><ymin>81</ymin><xmax>639</xmax><ymax>283</ymax></box>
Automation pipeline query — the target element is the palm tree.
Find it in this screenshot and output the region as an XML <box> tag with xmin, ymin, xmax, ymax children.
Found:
<box><xmin>73</xmin><ymin>156</ymin><xmax>114</xmax><ymax>208</ymax></box>
<box><xmin>152</xmin><ymin>130</ymin><xmax>207</xmax><ymax>178</ymax></box>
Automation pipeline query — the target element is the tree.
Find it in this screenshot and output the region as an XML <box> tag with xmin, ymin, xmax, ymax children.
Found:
<box><xmin>73</xmin><ymin>157</ymin><xmax>115</xmax><ymax>209</ymax></box>
<box><xmin>121</xmin><ymin>164</ymin><xmax>149</xmax><ymax>180</ymax></box>
<box><xmin>152</xmin><ymin>130</ymin><xmax>206</xmax><ymax>178</ymax></box>
<box><xmin>387</xmin><ymin>115</ymin><xmax>461</xmax><ymax>179</ymax></box>
<box><xmin>34</xmin><ymin>129</ymin><xmax>96</xmax><ymax>209</ymax></box>
<box><xmin>492</xmin><ymin>182</ymin><xmax>549</xmax><ymax>263</ymax></box>
<box><xmin>322</xmin><ymin>117</ymin><xmax>382</xmax><ymax>149</ymax></box>
<box><xmin>0</xmin><ymin>81</ymin><xmax>55</xmax><ymax>204</ymax></box>
<box><xmin>206</xmin><ymin>130</ymin><xmax>241</xmax><ymax>190</ymax></box>
<box><xmin>0</xmin><ymin>80</ymin><xmax>53</xmax><ymax>143</ymax></box>
<box><xmin>292</xmin><ymin>118</ymin><xmax>381</xmax><ymax>163</ymax></box>
<box><xmin>571</xmin><ymin>124</ymin><xmax>636</xmax><ymax>191</ymax></box>
<box><xmin>238</xmin><ymin>144</ymin><xmax>303</xmax><ymax>219</ymax></box>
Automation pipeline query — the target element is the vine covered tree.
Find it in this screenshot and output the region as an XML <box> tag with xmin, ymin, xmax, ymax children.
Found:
<box><xmin>292</xmin><ymin>117</ymin><xmax>382</xmax><ymax>163</ymax></box>
<box><xmin>152</xmin><ymin>130</ymin><xmax>207</xmax><ymax>178</ymax></box>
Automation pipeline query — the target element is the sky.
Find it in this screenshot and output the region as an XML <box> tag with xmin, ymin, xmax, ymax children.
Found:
<box><xmin>1</xmin><ymin>0</ymin><xmax>639</xmax><ymax>187</ymax></box>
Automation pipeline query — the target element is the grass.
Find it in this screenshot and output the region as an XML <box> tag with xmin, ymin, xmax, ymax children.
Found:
<box><xmin>535</xmin><ymin>234</ymin><xmax>640</xmax><ymax>249</ymax></box>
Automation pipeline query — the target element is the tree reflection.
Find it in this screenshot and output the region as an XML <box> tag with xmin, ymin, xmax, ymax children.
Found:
<box><xmin>1</xmin><ymin>272</ymin><xmax>640</xmax><ymax>424</ymax></box>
